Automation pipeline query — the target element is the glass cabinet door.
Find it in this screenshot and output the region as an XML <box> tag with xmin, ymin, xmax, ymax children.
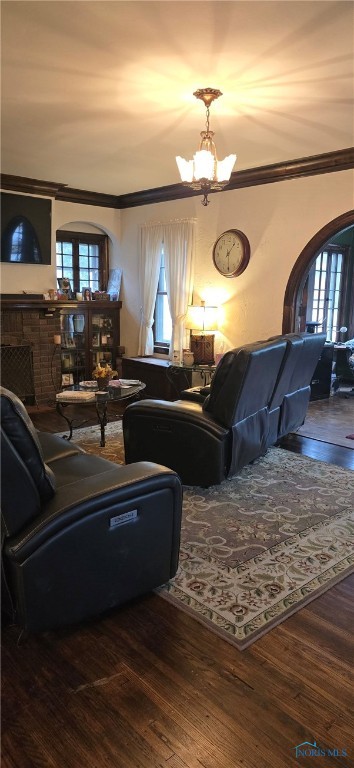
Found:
<box><xmin>90</xmin><ymin>310</ymin><xmax>116</xmax><ymax>370</ymax></box>
<box><xmin>60</xmin><ymin>310</ymin><xmax>86</xmax><ymax>385</ymax></box>
<box><xmin>58</xmin><ymin>303</ymin><xmax>120</xmax><ymax>387</ymax></box>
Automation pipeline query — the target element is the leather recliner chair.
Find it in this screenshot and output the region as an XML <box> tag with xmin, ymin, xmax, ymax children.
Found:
<box><xmin>1</xmin><ymin>386</ymin><xmax>182</xmax><ymax>633</ymax></box>
<box><xmin>266</xmin><ymin>332</ymin><xmax>326</xmax><ymax>445</ymax></box>
<box><xmin>123</xmin><ymin>338</ymin><xmax>288</xmax><ymax>487</ymax></box>
<box><xmin>180</xmin><ymin>332</ymin><xmax>327</xmax><ymax>449</ymax></box>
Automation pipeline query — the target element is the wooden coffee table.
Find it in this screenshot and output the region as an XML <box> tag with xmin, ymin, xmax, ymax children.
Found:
<box><xmin>56</xmin><ymin>381</ymin><xmax>146</xmax><ymax>447</ymax></box>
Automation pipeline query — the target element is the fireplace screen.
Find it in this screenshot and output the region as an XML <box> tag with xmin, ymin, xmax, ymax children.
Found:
<box><xmin>0</xmin><ymin>344</ymin><xmax>35</xmax><ymax>404</ymax></box>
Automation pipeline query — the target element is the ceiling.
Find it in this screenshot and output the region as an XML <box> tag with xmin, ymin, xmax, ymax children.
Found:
<box><xmin>1</xmin><ymin>1</ymin><xmax>353</xmax><ymax>197</ymax></box>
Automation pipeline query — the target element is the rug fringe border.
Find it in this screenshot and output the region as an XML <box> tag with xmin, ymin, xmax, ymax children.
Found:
<box><xmin>156</xmin><ymin>562</ymin><xmax>354</xmax><ymax>651</ymax></box>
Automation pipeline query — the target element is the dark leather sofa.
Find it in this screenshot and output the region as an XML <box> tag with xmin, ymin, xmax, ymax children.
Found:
<box><xmin>266</xmin><ymin>332</ymin><xmax>326</xmax><ymax>445</ymax></box>
<box><xmin>1</xmin><ymin>386</ymin><xmax>182</xmax><ymax>633</ymax></box>
<box><xmin>123</xmin><ymin>332</ymin><xmax>326</xmax><ymax>487</ymax></box>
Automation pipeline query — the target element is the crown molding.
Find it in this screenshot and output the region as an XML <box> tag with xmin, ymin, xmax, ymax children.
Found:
<box><xmin>0</xmin><ymin>175</ymin><xmax>119</xmax><ymax>208</ymax></box>
<box><xmin>1</xmin><ymin>147</ymin><xmax>353</xmax><ymax>209</ymax></box>
<box><xmin>55</xmin><ymin>187</ymin><xmax>121</xmax><ymax>208</ymax></box>
<box><xmin>116</xmin><ymin>147</ymin><xmax>354</xmax><ymax>208</ymax></box>
<box><xmin>0</xmin><ymin>175</ymin><xmax>67</xmax><ymax>198</ymax></box>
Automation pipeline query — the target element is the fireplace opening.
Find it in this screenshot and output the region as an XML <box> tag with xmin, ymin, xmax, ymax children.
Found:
<box><xmin>0</xmin><ymin>344</ymin><xmax>36</xmax><ymax>405</ymax></box>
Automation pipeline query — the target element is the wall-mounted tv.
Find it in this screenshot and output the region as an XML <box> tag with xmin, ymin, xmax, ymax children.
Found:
<box><xmin>1</xmin><ymin>192</ymin><xmax>52</xmax><ymax>264</ymax></box>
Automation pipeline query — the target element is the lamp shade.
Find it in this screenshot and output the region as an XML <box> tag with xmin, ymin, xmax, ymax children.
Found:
<box><xmin>185</xmin><ymin>303</ymin><xmax>218</xmax><ymax>332</ymax></box>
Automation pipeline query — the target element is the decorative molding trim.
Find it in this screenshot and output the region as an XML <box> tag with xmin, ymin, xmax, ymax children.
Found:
<box><xmin>55</xmin><ymin>187</ymin><xmax>121</xmax><ymax>208</ymax></box>
<box><xmin>117</xmin><ymin>147</ymin><xmax>354</xmax><ymax>208</ymax></box>
<box><xmin>1</xmin><ymin>147</ymin><xmax>353</xmax><ymax>209</ymax></box>
<box><xmin>0</xmin><ymin>297</ymin><xmax>122</xmax><ymax>312</ymax></box>
<box><xmin>0</xmin><ymin>175</ymin><xmax>67</xmax><ymax>198</ymax></box>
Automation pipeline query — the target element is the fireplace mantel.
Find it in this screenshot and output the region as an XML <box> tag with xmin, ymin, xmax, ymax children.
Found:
<box><xmin>1</xmin><ymin>298</ymin><xmax>121</xmax><ymax>311</ymax></box>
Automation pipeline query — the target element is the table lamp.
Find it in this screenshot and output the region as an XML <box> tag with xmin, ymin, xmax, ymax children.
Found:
<box><xmin>185</xmin><ymin>301</ymin><xmax>218</xmax><ymax>364</ymax></box>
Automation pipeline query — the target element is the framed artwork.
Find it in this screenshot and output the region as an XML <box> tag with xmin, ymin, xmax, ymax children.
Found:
<box><xmin>61</xmin><ymin>373</ymin><xmax>74</xmax><ymax>387</ymax></box>
<box><xmin>107</xmin><ymin>268</ymin><xmax>122</xmax><ymax>300</ymax></box>
<box><xmin>63</xmin><ymin>334</ymin><xmax>75</xmax><ymax>348</ymax></box>
<box><xmin>82</xmin><ymin>287</ymin><xmax>92</xmax><ymax>301</ymax></box>
<box><xmin>57</xmin><ymin>277</ymin><xmax>73</xmax><ymax>298</ymax></box>
<box><xmin>1</xmin><ymin>192</ymin><xmax>51</xmax><ymax>264</ymax></box>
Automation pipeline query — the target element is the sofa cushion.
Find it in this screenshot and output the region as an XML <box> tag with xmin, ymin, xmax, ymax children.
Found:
<box><xmin>0</xmin><ymin>387</ymin><xmax>55</xmax><ymax>502</ymax></box>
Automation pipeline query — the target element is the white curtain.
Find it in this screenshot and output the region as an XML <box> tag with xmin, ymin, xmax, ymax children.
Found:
<box><xmin>138</xmin><ymin>224</ymin><xmax>163</xmax><ymax>355</ymax></box>
<box><xmin>138</xmin><ymin>219</ymin><xmax>195</xmax><ymax>357</ymax></box>
<box><xmin>163</xmin><ymin>220</ymin><xmax>195</xmax><ymax>356</ymax></box>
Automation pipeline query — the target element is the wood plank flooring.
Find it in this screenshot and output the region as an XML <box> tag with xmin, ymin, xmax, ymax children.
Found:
<box><xmin>2</xmin><ymin>403</ymin><xmax>354</xmax><ymax>768</ymax></box>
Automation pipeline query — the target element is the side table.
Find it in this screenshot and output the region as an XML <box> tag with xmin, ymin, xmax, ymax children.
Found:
<box><xmin>56</xmin><ymin>381</ymin><xmax>146</xmax><ymax>447</ymax></box>
<box><xmin>166</xmin><ymin>363</ymin><xmax>216</xmax><ymax>398</ymax></box>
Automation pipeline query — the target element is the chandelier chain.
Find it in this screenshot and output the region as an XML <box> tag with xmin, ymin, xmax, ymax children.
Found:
<box><xmin>205</xmin><ymin>105</ymin><xmax>210</xmax><ymax>134</ymax></box>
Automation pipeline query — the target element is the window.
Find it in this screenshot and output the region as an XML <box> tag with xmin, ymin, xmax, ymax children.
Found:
<box><xmin>306</xmin><ymin>246</ymin><xmax>347</xmax><ymax>341</ymax></box>
<box><xmin>56</xmin><ymin>231</ymin><xmax>108</xmax><ymax>294</ymax></box>
<box><xmin>2</xmin><ymin>216</ymin><xmax>41</xmax><ymax>263</ymax></box>
<box><xmin>153</xmin><ymin>248</ymin><xmax>172</xmax><ymax>354</ymax></box>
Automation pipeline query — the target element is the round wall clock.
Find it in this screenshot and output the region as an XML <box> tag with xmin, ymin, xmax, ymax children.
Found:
<box><xmin>212</xmin><ymin>229</ymin><xmax>250</xmax><ymax>278</ymax></box>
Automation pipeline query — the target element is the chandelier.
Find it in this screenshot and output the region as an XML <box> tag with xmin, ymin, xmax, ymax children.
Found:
<box><xmin>176</xmin><ymin>88</ymin><xmax>236</xmax><ymax>206</ymax></box>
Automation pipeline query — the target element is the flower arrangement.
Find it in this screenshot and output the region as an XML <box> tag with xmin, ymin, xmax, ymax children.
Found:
<box><xmin>92</xmin><ymin>363</ymin><xmax>118</xmax><ymax>382</ymax></box>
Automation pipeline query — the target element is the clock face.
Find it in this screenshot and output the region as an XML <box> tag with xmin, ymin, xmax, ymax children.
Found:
<box><xmin>212</xmin><ymin>229</ymin><xmax>250</xmax><ymax>277</ymax></box>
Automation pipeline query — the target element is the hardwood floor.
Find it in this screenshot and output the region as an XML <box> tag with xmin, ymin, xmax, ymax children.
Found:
<box><xmin>280</xmin><ymin>393</ymin><xmax>354</xmax><ymax>470</ymax></box>
<box><xmin>2</xmin><ymin>404</ymin><xmax>354</xmax><ymax>768</ymax></box>
<box><xmin>280</xmin><ymin>432</ymin><xmax>354</xmax><ymax>470</ymax></box>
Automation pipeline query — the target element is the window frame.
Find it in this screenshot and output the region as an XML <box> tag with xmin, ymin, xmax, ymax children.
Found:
<box><xmin>306</xmin><ymin>244</ymin><xmax>349</xmax><ymax>341</ymax></box>
<box><xmin>56</xmin><ymin>230</ymin><xmax>109</xmax><ymax>294</ymax></box>
<box><xmin>153</xmin><ymin>249</ymin><xmax>171</xmax><ymax>355</ymax></box>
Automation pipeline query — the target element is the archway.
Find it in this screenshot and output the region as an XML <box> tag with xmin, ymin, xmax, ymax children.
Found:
<box><xmin>282</xmin><ymin>210</ymin><xmax>354</xmax><ymax>334</ymax></box>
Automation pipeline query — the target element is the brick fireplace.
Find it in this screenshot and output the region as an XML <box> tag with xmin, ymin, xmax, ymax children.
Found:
<box><xmin>1</xmin><ymin>299</ymin><xmax>62</xmax><ymax>406</ymax></box>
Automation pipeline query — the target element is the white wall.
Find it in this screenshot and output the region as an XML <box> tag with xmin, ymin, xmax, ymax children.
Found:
<box><xmin>1</xmin><ymin>170</ymin><xmax>353</xmax><ymax>358</ymax></box>
<box><xmin>120</xmin><ymin>169</ymin><xmax>354</xmax><ymax>356</ymax></box>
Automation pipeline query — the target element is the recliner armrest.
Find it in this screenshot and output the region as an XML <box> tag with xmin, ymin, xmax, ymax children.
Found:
<box><xmin>37</xmin><ymin>431</ymin><xmax>85</xmax><ymax>464</ymax></box>
<box><xmin>6</xmin><ymin>461</ymin><xmax>182</xmax><ymax>561</ymax></box>
<box><xmin>180</xmin><ymin>385</ymin><xmax>211</xmax><ymax>403</ymax></box>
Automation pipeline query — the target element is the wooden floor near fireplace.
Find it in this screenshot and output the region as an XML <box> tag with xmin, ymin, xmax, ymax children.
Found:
<box><xmin>2</xmin><ymin>399</ymin><xmax>353</xmax><ymax>768</ymax></box>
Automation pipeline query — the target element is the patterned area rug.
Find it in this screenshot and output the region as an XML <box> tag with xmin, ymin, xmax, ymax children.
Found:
<box><xmin>66</xmin><ymin>421</ymin><xmax>354</xmax><ymax>650</ymax></box>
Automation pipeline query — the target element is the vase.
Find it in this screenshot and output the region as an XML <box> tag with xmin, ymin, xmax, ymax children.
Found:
<box><xmin>95</xmin><ymin>376</ymin><xmax>111</xmax><ymax>390</ymax></box>
<box><xmin>183</xmin><ymin>350</ymin><xmax>194</xmax><ymax>366</ymax></box>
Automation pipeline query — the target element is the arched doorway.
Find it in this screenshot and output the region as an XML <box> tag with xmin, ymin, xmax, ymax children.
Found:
<box><xmin>282</xmin><ymin>210</ymin><xmax>354</xmax><ymax>336</ymax></box>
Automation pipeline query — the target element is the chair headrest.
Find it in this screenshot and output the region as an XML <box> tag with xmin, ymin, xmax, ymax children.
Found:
<box><xmin>0</xmin><ymin>386</ymin><xmax>56</xmax><ymax>503</ymax></box>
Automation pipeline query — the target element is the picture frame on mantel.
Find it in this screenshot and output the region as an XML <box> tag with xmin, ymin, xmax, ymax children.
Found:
<box><xmin>107</xmin><ymin>268</ymin><xmax>122</xmax><ymax>301</ymax></box>
<box><xmin>57</xmin><ymin>277</ymin><xmax>73</xmax><ymax>298</ymax></box>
